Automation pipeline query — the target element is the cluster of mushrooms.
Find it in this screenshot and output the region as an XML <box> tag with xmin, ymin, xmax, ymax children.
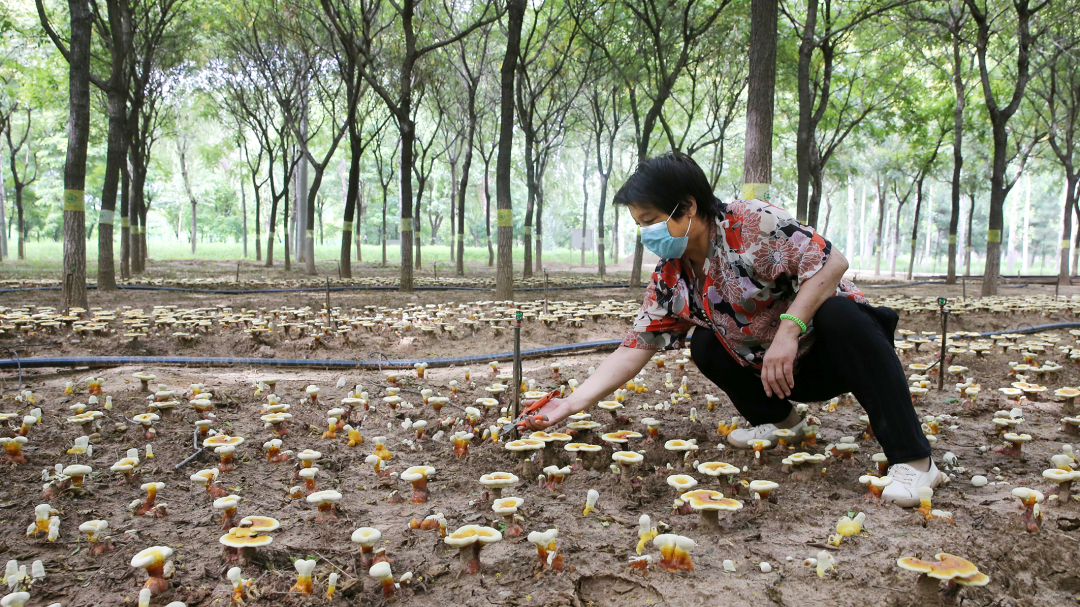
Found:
<box><xmin>12</xmin><ymin>295</ymin><xmax>1080</xmax><ymax>604</ymax></box>
<box><xmin>0</xmin><ymin>299</ymin><xmax>639</xmax><ymax>345</ymax></box>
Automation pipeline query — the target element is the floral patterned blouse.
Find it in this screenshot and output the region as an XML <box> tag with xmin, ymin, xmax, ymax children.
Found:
<box><xmin>622</xmin><ymin>198</ymin><xmax>866</xmax><ymax>369</ymax></box>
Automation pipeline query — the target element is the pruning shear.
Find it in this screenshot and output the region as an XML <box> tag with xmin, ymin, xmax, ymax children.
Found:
<box><xmin>500</xmin><ymin>390</ymin><xmax>559</xmax><ymax>436</ymax></box>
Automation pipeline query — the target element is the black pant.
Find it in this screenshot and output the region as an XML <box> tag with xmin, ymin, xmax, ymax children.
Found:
<box><xmin>690</xmin><ymin>296</ymin><xmax>931</xmax><ymax>464</ymax></box>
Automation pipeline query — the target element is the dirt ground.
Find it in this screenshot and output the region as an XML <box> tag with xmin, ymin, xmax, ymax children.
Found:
<box><xmin>1</xmin><ymin>276</ymin><xmax>1080</xmax><ymax>606</ymax></box>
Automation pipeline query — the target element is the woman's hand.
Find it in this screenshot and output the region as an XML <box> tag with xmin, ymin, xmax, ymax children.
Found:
<box><xmin>761</xmin><ymin>323</ymin><xmax>800</xmax><ymax>398</ymax></box>
<box><xmin>521</xmin><ymin>397</ymin><xmax>575</xmax><ymax>431</ymax></box>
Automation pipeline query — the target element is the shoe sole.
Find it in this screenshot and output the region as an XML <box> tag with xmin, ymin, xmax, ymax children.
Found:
<box><xmin>727</xmin><ymin>431</ymin><xmax>806</xmax><ymax>450</ymax></box>
<box><xmin>884</xmin><ymin>469</ymin><xmax>946</xmax><ymax>508</ymax></box>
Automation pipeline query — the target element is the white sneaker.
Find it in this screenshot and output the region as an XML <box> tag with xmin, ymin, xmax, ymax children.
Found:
<box><xmin>882</xmin><ymin>460</ymin><xmax>944</xmax><ymax>507</ymax></box>
<box><xmin>728</xmin><ymin>419</ymin><xmax>807</xmax><ymax>449</ymax></box>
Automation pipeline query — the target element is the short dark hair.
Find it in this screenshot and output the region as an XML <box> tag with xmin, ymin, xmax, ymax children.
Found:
<box><xmin>613</xmin><ymin>153</ymin><xmax>720</xmax><ymax>221</ymax></box>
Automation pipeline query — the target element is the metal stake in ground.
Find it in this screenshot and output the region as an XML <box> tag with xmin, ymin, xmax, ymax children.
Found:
<box><xmin>543</xmin><ymin>271</ymin><xmax>549</xmax><ymax>315</ymax></box>
<box><xmin>937</xmin><ymin>297</ymin><xmax>948</xmax><ymax>392</ymax></box>
<box><xmin>512</xmin><ymin>311</ymin><xmax>522</xmax><ymax>439</ymax></box>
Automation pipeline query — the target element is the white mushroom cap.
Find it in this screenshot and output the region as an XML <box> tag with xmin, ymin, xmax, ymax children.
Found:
<box><xmin>130</xmin><ymin>545</ymin><xmax>174</xmax><ymax>568</ymax></box>
<box><xmin>479</xmin><ymin>472</ymin><xmax>520</xmax><ymax>488</ymax></box>
<box><xmin>0</xmin><ymin>593</ymin><xmax>30</xmax><ymax>607</ymax></box>
<box><xmin>294</xmin><ymin>558</ymin><xmax>317</xmax><ymax>576</ymax></box>
<box><xmin>401</xmin><ymin>466</ymin><xmax>436</xmax><ymax>482</ymax></box>
<box><xmin>213</xmin><ymin>495</ymin><xmax>242</xmax><ymax>510</ymax></box>
<box><xmin>79</xmin><ymin>520</ymin><xmax>108</xmax><ymax>534</ymax></box>
<box><xmin>351</xmin><ymin>527</ymin><xmax>382</xmax><ymax>546</ymax></box>
<box><xmin>306</xmin><ymin>490</ymin><xmax>343</xmax><ymax>504</ymax></box>
<box><xmin>749</xmin><ymin>480</ymin><xmax>780</xmax><ymax>494</ymax></box>
<box><xmin>368</xmin><ymin>561</ymin><xmax>393</xmax><ymax>581</ymax></box>
<box><xmin>63</xmin><ymin>464</ymin><xmax>92</xmax><ymax>477</ymax></box>
<box><xmin>492</xmin><ymin>497</ymin><xmax>524</xmax><ymax>514</ymax></box>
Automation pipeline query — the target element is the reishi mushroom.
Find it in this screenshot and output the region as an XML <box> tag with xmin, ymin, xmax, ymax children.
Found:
<box><xmin>680</xmin><ymin>489</ymin><xmax>743</xmax><ymax>532</ymax></box>
<box><xmin>130</xmin><ymin>546</ymin><xmax>173</xmax><ymax>595</ymax></box>
<box><xmin>653</xmin><ymin>534</ymin><xmax>695</xmax><ymax>572</ymax></box>
<box><xmin>401</xmin><ymin>465</ymin><xmax>436</xmax><ymax>504</ymax></box>
<box><xmin>444</xmin><ymin>525</ymin><xmax>502</xmax><ymax>574</ymax></box>
<box><xmin>351</xmin><ymin>527</ymin><xmax>382</xmax><ymax>570</ymax></box>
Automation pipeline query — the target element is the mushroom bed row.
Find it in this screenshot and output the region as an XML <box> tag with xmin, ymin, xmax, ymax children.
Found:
<box><xmin>0</xmin><ymin>275</ymin><xmax>620</xmax><ymax>291</ymax></box>
<box><xmin>0</xmin><ymin>299</ymin><xmax>640</xmax><ymax>345</ymax></box>
<box><xmin>1</xmin><ymin>292</ymin><xmax>1080</xmax><ymax>605</ymax></box>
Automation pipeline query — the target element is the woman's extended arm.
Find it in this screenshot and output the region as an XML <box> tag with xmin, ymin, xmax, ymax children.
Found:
<box><xmin>523</xmin><ymin>345</ymin><xmax>656</xmax><ymax>430</ymax></box>
<box><xmin>761</xmin><ymin>249</ymin><xmax>849</xmax><ymax>399</ymax></box>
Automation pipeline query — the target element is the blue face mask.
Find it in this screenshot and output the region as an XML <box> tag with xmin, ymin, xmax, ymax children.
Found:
<box><xmin>639</xmin><ymin>206</ymin><xmax>691</xmax><ymax>259</ymax></box>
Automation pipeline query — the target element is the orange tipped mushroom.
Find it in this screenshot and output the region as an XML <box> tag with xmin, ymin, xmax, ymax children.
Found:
<box><xmin>130</xmin><ymin>546</ymin><xmax>173</xmax><ymax>596</ymax></box>
<box><xmin>680</xmin><ymin>489</ymin><xmax>743</xmax><ymax>532</ymax></box>
<box><xmin>444</xmin><ymin>525</ymin><xmax>502</xmax><ymax>574</ymax></box>
<box><xmin>401</xmin><ymin>466</ymin><xmax>436</xmax><ymax>504</ymax></box>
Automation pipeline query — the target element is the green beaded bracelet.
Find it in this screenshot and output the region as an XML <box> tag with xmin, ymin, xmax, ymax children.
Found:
<box><xmin>779</xmin><ymin>313</ymin><xmax>807</xmax><ymax>334</ymax></box>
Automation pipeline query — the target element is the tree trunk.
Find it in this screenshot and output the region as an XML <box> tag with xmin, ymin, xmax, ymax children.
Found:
<box><xmin>381</xmin><ymin>181</ymin><xmax>388</xmax><ymax>267</ymax></box>
<box><xmin>304</xmin><ymin>164</ymin><xmax>324</xmax><ymax>276</ymax></box>
<box><xmin>0</xmin><ymin>161</ymin><xmax>6</xmax><ymax>260</ymax></box>
<box><xmin>535</xmin><ymin>180</ymin><xmax>544</xmax><ymax>272</ymax></box>
<box><xmin>496</xmin><ymin>0</ymin><xmax>525</xmax><ymax>300</ymax></box>
<box><xmin>138</xmin><ymin>198</ymin><xmax>147</xmax><ymax>266</ymax></box>
<box><xmin>60</xmin><ymin>0</ymin><xmax>92</xmax><ymax>310</ymax></box>
<box><xmin>284</xmin><ymin>178</ymin><xmax>291</xmax><ymax>272</ymax></box>
<box><xmin>522</xmin><ymin>136</ymin><xmax>535</xmax><ymax>279</ymax></box>
<box><xmin>981</xmin><ymin>123</ymin><xmax>1008</xmax><ymax>294</ymax></box>
<box><xmin>484</xmin><ymin>166</ymin><xmax>493</xmax><ymax>267</ymax></box>
<box><xmin>97</xmin><ymin>87</ymin><xmax>126</xmax><ymax>291</ymax></box>
<box><xmin>266</xmin><ymin>194</ymin><xmax>277</xmax><ymax>267</ymax></box>
<box><xmin>741</xmin><ymin>0</ymin><xmax>777</xmax><ymax>201</ymax></box>
<box><xmin>15</xmin><ymin>187</ymin><xmax>25</xmax><ymax>261</ymax></box>
<box><xmin>240</xmin><ymin>167</ymin><xmax>248</xmax><ymax>258</ymax></box>
<box><xmin>946</xmin><ymin>32</ymin><xmax>965</xmax><ymax>284</ymax></box>
<box><xmin>119</xmin><ymin>160</ymin><xmax>129</xmax><ymax>277</ymax></box>
<box><xmin>1062</xmin><ymin>176</ymin><xmax>1078</xmax><ymax>282</ymax></box>
<box><xmin>130</xmin><ymin>158</ymin><xmax>146</xmax><ymax>274</ymax></box>
<box><xmin>794</xmin><ymin>0</ymin><xmax>819</xmax><ymax>222</ymax></box>
<box><xmin>965</xmin><ymin>192</ymin><xmax>975</xmax><ymax>276</ymax></box>
<box><xmin>581</xmin><ymin>156</ymin><xmax>589</xmax><ymax>266</ymax></box>
<box><xmin>413</xmin><ymin>176</ymin><xmax>426</xmax><ymax>269</ymax></box>
<box><xmin>449</xmin><ymin>158</ymin><xmax>457</xmax><ymax>264</ymax></box>
<box><xmin>597</xmin><ymin>172</ymin><xmax>609</xmax><ymax>278</ymax></box>
<box><xmin>356</xmin><ymin>180</ymin><xmax>363</xmax><ymax>262</ymax></box>
<box><xmin>399</xmin><ymin>115</ymin><xmax>415</xmax><ymax>290</ymax></box>
<box><xmin>908</xmin><ymin>180</ymin><xmax>925</xmax><ymax>280</ymax></box>
<box><xmin>1072</xmin><ymin>198</ymin><xmax>1080</xmax><ymax>276</ymax></box>
<box><xmin>457</xmin><ymin>114</ymin><xmax>474</xmax><ymax>276</ymax></box>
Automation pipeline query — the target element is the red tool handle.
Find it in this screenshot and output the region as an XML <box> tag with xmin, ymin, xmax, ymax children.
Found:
<box><xmin>512</xmin><ymin>390</ymin><xmax>559</xmax><ymax>431</ymax></box>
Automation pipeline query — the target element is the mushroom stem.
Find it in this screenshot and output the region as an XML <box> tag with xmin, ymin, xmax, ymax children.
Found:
<box><xmin>380</xmin><ymin>577</ymin><xmax>396</xmax><ymax>598</ymax></box>
<box><xmin>4</xmin><ymin>442</ymin><xmax>26</xmax><ymax>465</ymax></box>
<box><xmin>218</xmin><ymin>452</ymin><xmax>235</xmax><ymax>473</ymax></box>
<box><xmin>410</xmin><ymin>477</ymin><xmax>429</xmax><ymax>504</ymax></box>
<box><xmin>459</xmin><ymin>544</ymin><xmax>482</xmax><ymax>574</ymax></box>
<box><xmin>221</xmin><ymin>507</ymin><xmax>237</xmax><ymax>530</ymax></box>
<box><xmin>503</xmin><ymin>514</ymin><xmax>523</xmax><ymax>538</ymax></box>
<box><xmin>359</xmin><ymin>546</ymin><xmax>374</xmax><ymax>571</ymax></box>
<box><xmin>142</xmin><ymin>560</ymin><xmax>168</xmax><ymax>596</ymax></box>
<box><xmin>698</xmin><ymin>509</ymin><xmax>722</xmax><ymax>533</ymax></box>
<box><xmin>453</xmin><ymin>436</ymin><xmax>470</xmax><ymax>458</ymax></box>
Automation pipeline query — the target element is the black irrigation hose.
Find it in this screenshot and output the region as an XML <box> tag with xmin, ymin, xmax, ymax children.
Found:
<box><xmin>913</xmin><ymin>322</ymin><xmax>1080</xmax><ymax>341</ymax></box>
<box><xmin>0</xmin><ymin>284</ymin><xmax>634</xmax><ymax>295</ymax></box>
<box><xmin>975</xmin><ymin>322</ymin><xmax>1080</xmax><ymax>338</ymax></box>
<box><xmin>0</xmin><ymin>339</ymin><xmax>624</xmax><ymax>371</ymax></box>
<box><xmin>861</xmin><ymin>281</ymin><xmax>946</xmax><ymax>289</ymax></box>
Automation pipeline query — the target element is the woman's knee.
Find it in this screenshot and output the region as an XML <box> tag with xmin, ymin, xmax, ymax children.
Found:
<box><xmin>811</xmin><ymin>296</ymin><xmax>855</xmax><ymax>332</ymax></box>
<box><xmin>689</xmin><ymin>328</ymin><xmax>714</xmax><ymax>364</ymax></box>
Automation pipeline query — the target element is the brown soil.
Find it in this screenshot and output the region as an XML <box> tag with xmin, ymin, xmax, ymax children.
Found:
<box><xmin>0</xmin><ymin>280</ymin><xmax>1079</xmax><ymax>606</ymax></box>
